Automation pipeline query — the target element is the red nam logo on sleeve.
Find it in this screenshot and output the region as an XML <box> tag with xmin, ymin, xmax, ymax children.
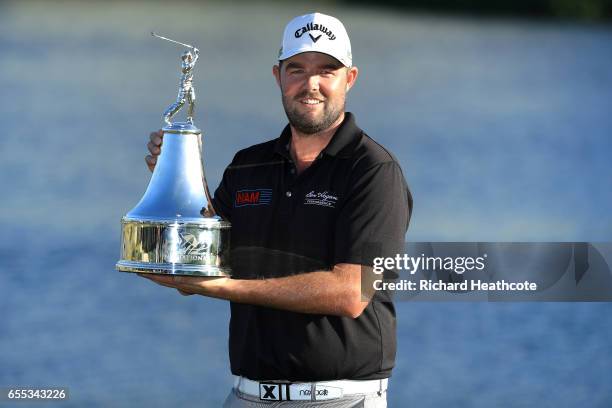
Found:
<box><xmin>235</xmin><ymin>188</ymin><xmax>273</xmax><ymax>207</ymax></box>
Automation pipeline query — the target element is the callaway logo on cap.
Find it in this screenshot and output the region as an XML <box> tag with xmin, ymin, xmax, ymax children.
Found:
<box><xmin>278</xmin><ymin>12</ymin><xmax>352</xmax><ymax>67</ymax></box>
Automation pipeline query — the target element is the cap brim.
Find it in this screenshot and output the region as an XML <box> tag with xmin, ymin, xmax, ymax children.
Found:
<box><xmin>279</xmin><ymin>46</ymin><xmax>350</xmax><ymax>67</ymax></box>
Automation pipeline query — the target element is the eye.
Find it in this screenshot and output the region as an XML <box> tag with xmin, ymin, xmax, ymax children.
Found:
<box><xmin>319</xmin><ymin>69</ymin><xmax>336</xmax><ymax>77</ymax></box>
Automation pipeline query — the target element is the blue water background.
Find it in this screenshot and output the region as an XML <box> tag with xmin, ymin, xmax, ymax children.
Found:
<box><xmin>1</xmin><ymin>1</ymin><xmax>611</xmax><ymax>406</ymax></box>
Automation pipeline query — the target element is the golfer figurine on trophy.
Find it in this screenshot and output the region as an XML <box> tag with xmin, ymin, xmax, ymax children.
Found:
<box><xmin>116</xmin><ymin>33</ymin><xmax>231</xmax><ymax>277</ymax></box>
<box><xmin>161</xmin><ymin>39</ymin><xmax>199</xmax><ymax>125</ymax></box>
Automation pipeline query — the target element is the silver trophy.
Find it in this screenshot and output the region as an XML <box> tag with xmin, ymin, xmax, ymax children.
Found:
<box><xmin>116</xmin><ymin>33</ymin><xmax>231</xmax><ymax>277</ymax></box>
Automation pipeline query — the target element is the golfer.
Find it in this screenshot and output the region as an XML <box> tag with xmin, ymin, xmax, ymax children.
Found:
<box><xmin>144</xmin><ymin>12</ymin><xmax>412</xmax><ymax>407</ymax></box>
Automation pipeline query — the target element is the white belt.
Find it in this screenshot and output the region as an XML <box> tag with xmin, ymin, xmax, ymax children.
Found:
<box><xmin>233</xmin><ymin>375</ymin><xmax>388</xmax><ymax>402</ymax></box>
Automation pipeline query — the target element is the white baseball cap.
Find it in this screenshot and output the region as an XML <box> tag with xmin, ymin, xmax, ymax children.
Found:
<box><xmin>278</xmin><ymin>12</ymin><xmax>352</xmax><ymax>67</ymax></box>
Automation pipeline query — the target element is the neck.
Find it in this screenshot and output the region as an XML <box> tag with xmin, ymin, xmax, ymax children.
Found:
<box><xmin>289</xmin><ymin>113</ymin><xmax>345</xmax><ymax>173</ymax></box>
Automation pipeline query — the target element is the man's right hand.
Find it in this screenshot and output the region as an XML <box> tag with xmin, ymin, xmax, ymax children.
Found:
<box><xmin>145</xmin><ymin>130</ymin><xmax>163</xmax><ymax>172</ymax></box>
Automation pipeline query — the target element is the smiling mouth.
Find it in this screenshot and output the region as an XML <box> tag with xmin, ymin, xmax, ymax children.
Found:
<box><xmin>299</xmin><ymin>98</ymin><xmax>324</xmax><ymax>105</ymax></box>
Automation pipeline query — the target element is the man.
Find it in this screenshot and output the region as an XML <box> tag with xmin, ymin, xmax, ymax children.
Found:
<box><xmin>143</xmin><ymin>12</ymin><xmax>412</xmax><ymax>407</ymax></box>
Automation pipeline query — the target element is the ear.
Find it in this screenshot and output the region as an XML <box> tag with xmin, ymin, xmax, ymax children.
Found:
<box><xmin>345</xmin><ymin>66</ymin><xmax>359</xmax><ymax>92</ymax></box>
<box><xmin>272</xmin><ymin>64</ymin><xmax>281</xmax><ymax>88</ymax></box>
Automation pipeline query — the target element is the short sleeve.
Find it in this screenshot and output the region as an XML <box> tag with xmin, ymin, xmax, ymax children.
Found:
<box><xmin>212</xmin><ymin>153</ymin><xmax>240</xmax><ymax>222</ymax></box>
<box><xmin>333</xmin><ymin>161</ymin><xmax>412</xmax><ymax>267</ymax></box>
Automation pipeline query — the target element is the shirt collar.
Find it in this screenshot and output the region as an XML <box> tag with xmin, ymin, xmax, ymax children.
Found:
<box><xmin>273</xmin><ymin>112</ymin><xmax>362</xmax><ymax>160</ymax></box>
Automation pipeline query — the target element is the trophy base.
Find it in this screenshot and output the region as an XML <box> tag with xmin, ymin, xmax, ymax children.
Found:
<box><xmin>117</xmin><ymin>260</ymin><xmax>231</xmax><ymax>277</ymax></box>
<box><xmin>117</xmin><ymin>217</ymin><xmax>231</xmax><ymax>277</ymax></box>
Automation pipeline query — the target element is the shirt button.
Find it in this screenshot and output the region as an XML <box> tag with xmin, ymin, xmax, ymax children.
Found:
<box><xmin>286</xmin><ymin>191</ymin><xmax>292</xmax><ymax>198</ymax></box>
<box><xmin>290</xmin><ymin>168</ymin><xmax>296</xmax><ymax>174</ymax></box>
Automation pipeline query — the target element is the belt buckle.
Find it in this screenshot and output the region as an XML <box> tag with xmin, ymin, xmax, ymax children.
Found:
<box><xmin>259</xmin><ymin>382</ymin><xmax>290</xmax><ymax>401</ymax></box>
<box><xmin>258</xmin><ymin>381</ymin><xmax>343</xmax><ymax>402</ymax></box>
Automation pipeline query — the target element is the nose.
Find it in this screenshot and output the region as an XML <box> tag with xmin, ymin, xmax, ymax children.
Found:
<box><xmin>306</xmin><ymin>74</ymin><xmax>320</xmax><ymax>92</ymax></box>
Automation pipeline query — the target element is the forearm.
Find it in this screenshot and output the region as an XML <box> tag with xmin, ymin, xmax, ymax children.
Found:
<box><xmin>209</xmin><ymin>264</ymin><xmax>368</xmax><ymax>318</ymax></box>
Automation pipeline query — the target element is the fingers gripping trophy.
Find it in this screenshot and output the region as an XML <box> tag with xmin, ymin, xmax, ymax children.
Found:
<box><xmin>116</xmin><ymin>33</ymin><xmax>231</xmax><ymax>277</ymax></box>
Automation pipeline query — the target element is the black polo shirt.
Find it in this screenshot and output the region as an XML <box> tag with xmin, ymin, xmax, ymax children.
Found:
<box><xmin>213</xmin><ymin>112</ymin><xmax>412</xmax><ymax>382</ymax></box>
